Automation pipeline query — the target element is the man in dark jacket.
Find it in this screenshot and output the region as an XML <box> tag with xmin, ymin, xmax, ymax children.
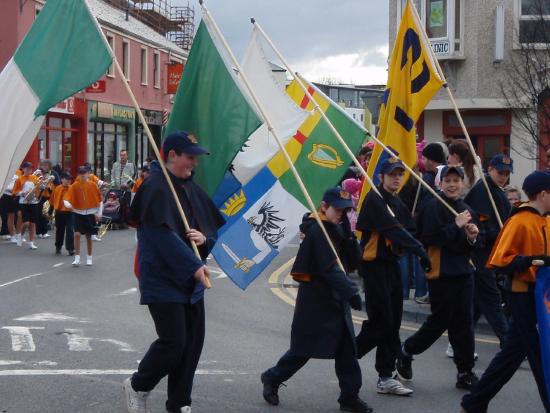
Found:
<box><xmin>464</xmin><ymin>154</ymin><xmax>512</xmax><ymax>346</ymax></box>
<box><xmin>355</xmin><ymin>157</ymin><xmax>430</xmax><ymax>396</ymax></box>
<box><xmin>123</xmin><ymin>131</ymin><xmax>225</xmax><ymax>413</ymax></box>
<box><xmin>261</xmin><ymin>188</ymin><xmax>372</xmax><ymax>413</ymax></box>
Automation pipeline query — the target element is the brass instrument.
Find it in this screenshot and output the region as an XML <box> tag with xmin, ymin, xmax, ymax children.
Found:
<box><xmin>42</xmin><ymin>200</ymin><xmax>55</xmax><ymax>223</ymax></box>
<box><xmin>22</xmin><ymin>170</ymin><xmax>54</xmax><ymax>203</ymax></box>
<box><xmin>97</xmin><ymin>216</ymin><xmax>111</xmax><ymax>238</ymax></box>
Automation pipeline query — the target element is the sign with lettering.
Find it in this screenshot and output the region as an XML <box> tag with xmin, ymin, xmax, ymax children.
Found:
<box><xmin>90</xmin><ymin>102</ymin><xmax>135</xmax><ymax>121</ymax></box>
<box><xmin>431</xmin><ymin>39</ymin><xmax>450</xmax><ymax>56</ymax></box>
<box><xmin>85</xmin><ymin>80</ymin><xmax>106</xmax><ymax>93</ymax></box>
<box><xmin>167</xmin><ymin>63</ymin><xmax>184</xmax><ymax>94</ymax></box>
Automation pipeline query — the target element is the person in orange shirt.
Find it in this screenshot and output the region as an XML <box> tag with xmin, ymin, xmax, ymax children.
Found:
<box><xmin>50</xmin><ymin>172</ymin><xmax>74</xmax><ymax>256</ymax></box>
<box><xmin>12</xmin><ymin>162</ymin><xmax>40</xmax><ymax>249</ymax></box>
<box><xmin>130</xmin><ymin>165</ymin><xmax>150</xmax><ymax>203</ymax></box>
<box><xmin>63</xmin><ymin>166</ymin><xmax>102</xmax><ymax>266</ymax></box>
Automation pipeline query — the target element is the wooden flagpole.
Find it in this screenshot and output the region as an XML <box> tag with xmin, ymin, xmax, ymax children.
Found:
<box><xmin>408</xmin><ymin>1</ymin><xmax>503</xmax><ymax>227</ymax></box>
<box><xmin>199</xmin><ymin>1</ymin><xmax>347</xmax><ymax>273</ymax></box>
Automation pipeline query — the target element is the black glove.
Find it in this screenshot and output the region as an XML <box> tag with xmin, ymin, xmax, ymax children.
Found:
<box><xmin>419</xmin><ymin>254</ymin><xmax>432</xmax><ymax>273</ymax></box>
<box><xmin>349</xmin><ymin>294</ymin><xmax>362</xmax><ymax>311</ymax></box>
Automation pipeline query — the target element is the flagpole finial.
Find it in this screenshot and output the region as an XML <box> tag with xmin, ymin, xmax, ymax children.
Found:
<box><xmin>250</xmin><ymin>17</ymin><xmax>256</xmax><ymax>24</ymax></box>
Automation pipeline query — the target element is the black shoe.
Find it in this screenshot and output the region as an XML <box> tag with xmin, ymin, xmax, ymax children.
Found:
<box><xmin>456</xmin><ymin>371</ymin><xmax>479</xmax><ymax>390</ymax></box>
<box><xmin>261</xmin><ymin>372</ymin><xmax>281</xmax><ymax>406</ymax></box>
<box><xmin>396</xmin><ymin>353</ymin><xmax>413</xmax><ymax>381</ymax></box>
<box><xmin>339</xmin><ymin>397</ymin><xmax>373</xmax><ymax>413</ymax></box>
<box><xmin>68</xmin><ymin>250</ymin><xmax>75</xmax><ymax>256</ymax></box>
<box><xmin>55</xmin><ymin>249</ymin><xmax>61</xmax><ymax>255</ymax></box>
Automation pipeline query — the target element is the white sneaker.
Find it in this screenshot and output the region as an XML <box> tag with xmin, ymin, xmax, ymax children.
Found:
<box><xmin>42</xmin><ymin>233</ymin><xmax>51</xmax><ymax>239</ymax></box>
<box><xmin>376</xmin><ymin>377</ymin><xmax>413</xmax><ymax>396</ymax></box>
<box><xmin>1</xmin><ymin>235</ymin><xmax>10</xmax><ymax>241</ymax></box>
<box><xmin>72</xmin><ymin>255</ymin><xmax>81</xmax><ymax>267</ymax></box>
<box><xmin>28</xmin><ymin>242</ymin><xmax>37</xmax><ymax>250</ymax></box>
<box><xmin>446</xmin><ymin>343</ymin><xmax>479</xmax><ymax>360</ymax></box>
<box><xmin>181</xmin><ymin>407</ymin><xmax>192</xmax><ymax>413</ymax></box>
<box><xmin>16</xmin><ymin>235</ymin><xmax>22</xmax><ymax>247</ymax></box>
<box><xmin>123</xmin><ymin>377</ymin><xmax>150</xmax><ymax>413</ymax></box>
<box><xmin>92</xmin><ymin>235</ymin><xmax>102</xmax><ymax>242</ymax></box>
<box><xmin>86</xmin><ymin>256</ymin><xmax>93</xmax><ymax>266</ymax></box>
<box><xmin>10</xmin><ymin>236</ymin><xmax>18</xmax><ymax>244</ymax></box>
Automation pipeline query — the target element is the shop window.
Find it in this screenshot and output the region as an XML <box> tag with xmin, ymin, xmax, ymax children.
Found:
<box><xmin>153</xmin><ymin>52</ymin><xmax>161</xmax><ymax>89</ymax></box>
<box><xmin>398</xmin><ymin>0</ymin><xmax>463</xmax><ymax>59</ymax></box>
<box><xmin>122</xmin><ymin>40</ymin><xmax>130</xmax><ymax>81</ymax></box>
<box><xmin>89</xmin><ymin>122</ymin><xmax>128</xmax><ymax>181</ymax></box>
<box><xmin>518</xmin><ymin>0</ymin><xmax>550</xmax><ymax>44</ymax></box>
<box><xmin>106</xmin><ymin>34</ymin><xmax>115</xmax><ymax>77</ymax></box>
<box><xmin>140</xmin><ymin>47</ymin><xmax>148</xmax><ymax>86</ymax></box>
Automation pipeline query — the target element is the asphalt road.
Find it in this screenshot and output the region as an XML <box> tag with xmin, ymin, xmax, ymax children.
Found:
<box><xmin>0</xmin><ymin>229</ymin><xmax>544</xmax><ymax>413</ymax></box>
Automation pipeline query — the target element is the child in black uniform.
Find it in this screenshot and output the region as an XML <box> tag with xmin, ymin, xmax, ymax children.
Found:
<box><xmin>261</xmin><ymin>187</ymin><xmax>372</xmax><ymax>413</ymax></box>
<box><xmin>397</xmin><ymin>165</ymin><xmax>481</xmax><ymax>390</ymax></box>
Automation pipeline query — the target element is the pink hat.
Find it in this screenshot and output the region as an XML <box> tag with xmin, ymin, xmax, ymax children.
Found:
<box><xmin>342</xmin><ymin>178</ymin><xmax>361</xmax><ymax>195</ymax></box>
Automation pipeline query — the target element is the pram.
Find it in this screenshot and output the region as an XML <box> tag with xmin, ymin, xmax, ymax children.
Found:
<box><xmin>103</xmin><ymin>190</ymin><xmax>124</xmax><ymax>229</ymax></box>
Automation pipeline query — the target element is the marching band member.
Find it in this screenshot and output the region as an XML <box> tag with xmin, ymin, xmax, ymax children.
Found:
<box><xmin>63</xmin><ymin>166</ymin><xmax>102</xmax><ymax>266</ymax></box>
<box><xmin>12</xmin><ymin>162</ymin><xmax>40</xmax><ymax>249</ymax></box>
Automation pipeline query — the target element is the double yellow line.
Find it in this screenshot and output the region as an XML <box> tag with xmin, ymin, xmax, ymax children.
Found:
<box><xmin>268</xmin><ymin>257</ymin><xmax>499</xmax><ymax>345</ymax></box>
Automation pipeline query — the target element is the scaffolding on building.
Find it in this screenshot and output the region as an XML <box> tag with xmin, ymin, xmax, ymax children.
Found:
<box><xmin>103</xmin><ymin>0</ymin><xmax>195</xmax><ymax>51</ymax></box>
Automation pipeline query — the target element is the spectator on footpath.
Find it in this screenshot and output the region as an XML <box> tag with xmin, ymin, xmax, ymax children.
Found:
<box><xmin>505</xmin><ymin>185</ymin><xmax>522</xmax><ymax>206</ymax></box>
<box><xmin>124</xmin><ymin>131</ymin><xmax>224</xmax><ymax>413</ymax></box>
<box><xmin>461</xmin><ymin>170</ymin><xmax>550</xmax><ymax>413</ymax></box>
<box><xmin>111</xmin><ymin>149</ymin><xmax>136</xmax><ymax>190</ymax></box>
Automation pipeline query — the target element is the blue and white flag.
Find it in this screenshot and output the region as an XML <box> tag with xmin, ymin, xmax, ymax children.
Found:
<box><xmin>536</xmin><ymin>267</ymin><xmax>550</xmax><ymax>398</ymax></box>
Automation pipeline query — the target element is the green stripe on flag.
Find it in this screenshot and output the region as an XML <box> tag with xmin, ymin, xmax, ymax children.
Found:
<box><xmin>14</xmin><ymin>0</ymin><xmax>112</xmax><ymax>117</ymax></box>
<box><xmin>278</xmin><ymin>106</ymin><xmax>365</xmax><ymax>206</ymax></box>
<box><xmin>165</xmin><ymin>20</ymin><xmax>262</xmax><ymax>196</ymax></box>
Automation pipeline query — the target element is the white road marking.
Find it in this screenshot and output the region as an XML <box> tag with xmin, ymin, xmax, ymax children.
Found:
<box><xmin>0</xmin><ymin>273</ymin><xmax>43</xmax><ymax>289</ymax></box>
<box><xmin>0</xmin><ymin>369</ymin><xmax>241</xmax><ymax>376</ymax></box>
<box><xmin>15</xmin><ymin>313</ymin><xmax>89</xmax><ymax>323</ymax></box>
<box><xmin>216</xmin><ymin>273</ymin><xmax>228</xmax><ymax>279</ymax></box>
<box><xmin>53</xmin><ymin>263</ymin><xmax>63</xmax><ymax>268</ymax></box>
<box><xmin>0</xmin><ymin>360</ymin><xmax>22</xmax><ymax>366</ymax></box>
<box><xmin>0</xmin><ymin>360</ymin><xmax>58</xmax><ymax>366</ymax></box>
<box><xmin>113</xmin><ymin>288</ymin><xmax>137</xmax><ymax>296</ymax></box>
<box><xmin>62</xmin><ymin>329</ymin><xmax>92</xmax><ymax>352</ymax></box>
<box><xmin>2</xmin><ymin>326</ymin><xmax>44</xmax><ymax>351</ymax></box>
<box><xmin>207</xmin><ymin>267</ymin><xmax>227</xmax><ymax>279</ymax></box>
<box><xmin>96</xmin><ymin>339</ymin><xmax>134</xmax><ymax>352</ymax></box>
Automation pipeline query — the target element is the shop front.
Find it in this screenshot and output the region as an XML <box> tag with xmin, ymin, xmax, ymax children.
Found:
<box><xmin>87</xmin><ymin>101</ymin><xmax>136</xmax><ymax>183</ymax></box>
<box><xmin>136</xmin><ymin>109</ymin><xmax>164</xmax><ymax>167</ymax></box>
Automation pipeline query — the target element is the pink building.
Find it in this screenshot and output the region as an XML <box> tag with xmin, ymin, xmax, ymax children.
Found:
<box><xmin>0</xmin><ymin>0</ymin><xmax>188</xmax><ymax>180</ymax></box>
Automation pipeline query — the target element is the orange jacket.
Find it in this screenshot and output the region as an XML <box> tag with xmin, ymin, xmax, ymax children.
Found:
<box><xmin>64</xmin><ymin>178</ymin><xmax>102</xmax><ymax>211</ymax></box>
<box><xmin>50</xmin><ymin>184</ymin><xmax>71</xmax><ymax>212</ymax></box>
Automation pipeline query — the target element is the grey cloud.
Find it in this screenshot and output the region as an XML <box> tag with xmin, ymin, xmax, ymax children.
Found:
<box><xmin>175</xmin><ymin>0</ymin><xmax>389</xmax><ymax>64</ymax></box>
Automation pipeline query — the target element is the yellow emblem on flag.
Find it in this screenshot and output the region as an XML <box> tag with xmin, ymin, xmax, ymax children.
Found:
<box><xmin>221</xmin><ymin>189</ymin><xmax>246</xmax><ymax>216</ymax></box>
<box><xmin>188</xmin><ymin>134</ymin><xmax>198</xmax><ymax>144</ymax></box>
<box><xmin>307</xmin><ymin>144</ymin><xmax>344</xmax><ymax>169</ymax></box>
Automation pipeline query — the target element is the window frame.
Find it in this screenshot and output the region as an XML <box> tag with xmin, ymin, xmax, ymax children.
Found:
<box><xmin>106</xmin><ymin>33</ymin><xmax>115</xmax><ymax>78</ymax></box>
<box><xmin>513</xmin><ymin>0</ymin><xmax>550</xmax><ymax>48</ymax></box>
<box><xmin>140</xmin><ymin>46</ymin><xmax>148</xmax><ymax>86</ymax></box>
<box><xmin>396</xmin><ymin>0</ymin><xmax>464</xmax><ymax>59</ymax></box>
<box><xmin>153</xmin><ymin>51</ymin><xmax>161</xmax><ymax>89</ymax></box>
<box><xmin>122</xmin><ymin>39</ymin><xmax>131</xmax><ymax>82</ymax></box>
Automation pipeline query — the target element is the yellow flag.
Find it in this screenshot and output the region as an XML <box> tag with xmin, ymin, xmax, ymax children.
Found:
<box><xmin>359</xmin><ymin>0</ymin><xmax>444</xmax><ymax>206</ymax></box>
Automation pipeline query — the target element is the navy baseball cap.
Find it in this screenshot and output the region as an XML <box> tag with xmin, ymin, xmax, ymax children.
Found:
<box><xmin>380</xmin><ymin>156</ymin><xmax>406</xmax><ymax>175</ymax></box>
<box><xmin>60</xmin><ymin>172</ymin><xmax>72</xmax><ymax>180</ymax></box>
<box><xmin>78</xmin><ymin>166</ymin><xmax>89</xmax><ymax>174</ymax></box>
<box><xmin>522</xmin><ymin>170</ymin><xmax>550</xmax><ymax>197</ymax></box>
<box><xmin>489</xmin><ymin>154</ymin><xmax>514</xmax><ymax>173</ymax></box>
<box><xmin>163</xmin><ymin>131</ymin><xmax>209</xmax><ymax>156</ymax></box>
<box><xmin>440</xmin><ymin>165</ymin><xmax>465</xmax><ymax>179</ymax></box>
<box><xmin>322</xmin><ymin>187</ymin><xmax>353</xmax><ymax>209</ymax></box>
<box><xmin>21</xmin><ymin>161</ymin><xmax>32</xmax><ymax>169</ymax></box>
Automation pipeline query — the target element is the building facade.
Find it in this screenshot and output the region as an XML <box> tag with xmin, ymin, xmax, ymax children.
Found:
<box><xmin>389</xmin><ymin>0</ymin><xmax>549</xmax><ymax>186</ymax></box>
<box><xmin>0</xmin><ymin>0</ymin><xmax>187</xmax><ymax>181</ymax></box>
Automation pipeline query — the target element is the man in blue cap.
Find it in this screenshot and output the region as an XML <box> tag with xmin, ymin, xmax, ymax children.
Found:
<box><xmin>124</xmin><ymin>131</ymin><xmax>225</xmax><ymax>413</ymax></box>
<box><xmin>355</xmin><ymin>155</ymin><xmax>431</xmax><ymax>396</ymax></box>
<box><xmin>461</xmin><ymin>170</ymin><xmax>550</xmax><ymax>413</ymax></box>
<box><xmin>261</xmin><ymin>187</ymin><xmax>372</xmax><ymax>413</ymax></box>
<box><xmin>464</xmin><ymin>154</ymin><xmax>513</xmax><ymax>348</ymax></box>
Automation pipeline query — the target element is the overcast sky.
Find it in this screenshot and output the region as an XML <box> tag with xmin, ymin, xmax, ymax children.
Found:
<box><xmin>173</xmin><ymin>0</ymin><xmax>390</xmax><ymax>85</ymax></box>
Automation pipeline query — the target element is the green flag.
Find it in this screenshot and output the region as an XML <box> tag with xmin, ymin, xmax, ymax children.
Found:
<box><xmin>165</xmin><ymin>17</ymin><xmax>262</xmax><ymax>196</ymax></box>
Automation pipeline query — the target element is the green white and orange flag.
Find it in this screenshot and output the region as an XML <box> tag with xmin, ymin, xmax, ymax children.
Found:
<box><xmin>358</xmin><ymin>0</ymin><xmax>444</xmax><ymax>206</ymax></box>
<box><xmin>0</xmin><ymin>0</ymin><xmax>112</xmax><ymax>191</ymax></box>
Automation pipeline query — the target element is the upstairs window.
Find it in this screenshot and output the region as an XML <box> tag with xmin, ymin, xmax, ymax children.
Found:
<box><xmin>518</xmin><ymin>0</ymin><xmax>550</xmax><ymax>44</ymax></box>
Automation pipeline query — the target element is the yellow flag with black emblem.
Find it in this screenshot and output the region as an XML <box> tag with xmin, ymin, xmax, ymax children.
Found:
<box><xmin>359</xmin><ymin>0</ymin><xmax>444</xmax><ymax>205</ymax></box>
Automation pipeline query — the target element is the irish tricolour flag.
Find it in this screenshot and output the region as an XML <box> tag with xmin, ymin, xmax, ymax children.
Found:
<box><xmin>0</xmin><ymin>0</ymin><xmax>112</xmax><ymax>191</ymax></box>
